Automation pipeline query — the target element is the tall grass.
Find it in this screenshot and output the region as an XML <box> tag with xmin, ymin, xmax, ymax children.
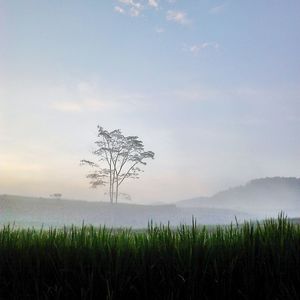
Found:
<box><xmin>0</xmin><ymin>214</ymin><xmax>299</xmax><ymax>299</ymax></box>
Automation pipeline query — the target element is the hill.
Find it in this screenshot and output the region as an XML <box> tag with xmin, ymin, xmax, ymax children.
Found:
<box><xmin>177</xmin><ymin>177</ymin><xmax>300</xmax><ymax>217</ymax></box>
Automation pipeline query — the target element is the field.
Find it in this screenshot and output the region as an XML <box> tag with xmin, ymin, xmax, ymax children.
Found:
<box><xmin>0</xmin><ymin>215</ymin><xmax>299</xmax><ymax>299</ymax></box>
<box><xmin>0</xmin><ymin>194</ymin><xmax>252</xmax><ymax>228</ymax></box>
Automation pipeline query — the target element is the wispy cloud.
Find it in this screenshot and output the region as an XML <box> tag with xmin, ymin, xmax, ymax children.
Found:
<box><xmin>186</xmin><ymin>42</ymin><xmax>220</xmax><ymax>55</ymax></box>
<box><xmin>52</xmin><ymin>82</ymin><xmax>118</xmax><ymax>113</ymax></box>
<box><xmin>114</xmin><ymin>0</ymin><xmax>160</xmax><ymax>17</ymax></box>
<box><xmin>115</xmin><ymin>0</ymin><xmax>143</xmax><ymax>17</ymax></box>
<box><xmin>51</xmin><ymin>81</ymin><xmax>151</xmax><ymax>114</ymax></box>
<box><xmin>148</xmin><ymin>0</ymin><xmax>158</xmax><ymax>8</ymax></box>
<box><xmin>129</xmin><ymin>7</ymin><xmax>141</xmax><ymax>16</ymax></box>
<box><xmin>166</xmin><ymin>10</ymin><xmax>190</xmax><ymax>25</ymax></box>
<box><xmin>210</xmin><ymin>3</ymin><xmax>226</xmax><ymax>14</ymax></box>
<box><xmin>114</xmin><ymin>6</ymin><xmax>125</xmax><ymax>14</ymax></box>
<box><xmin>118</xmin><ymin>0</ymin><xmax>142</xmax><ymax>8</ymax></box>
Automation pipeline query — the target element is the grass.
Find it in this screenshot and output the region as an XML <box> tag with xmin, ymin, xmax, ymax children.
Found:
<box><xmin>0</xmin><ymin>214</ymin><xmax>299</xmax><ymax>299</ymax></box>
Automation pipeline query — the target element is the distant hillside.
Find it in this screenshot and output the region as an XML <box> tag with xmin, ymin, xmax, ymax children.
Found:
<box><xmin>0</xmin><ymin>194</ymin><xmax>250</xmax><ymax>228</ymax></box>
<box><xmin>177</xmin><ymin>177</ymin><xmax>300</xmax><ymax>217</ymax></box>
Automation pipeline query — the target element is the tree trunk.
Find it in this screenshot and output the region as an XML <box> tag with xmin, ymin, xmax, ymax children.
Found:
<box><xmin>115</xmin><ymin>180</ymin><xmax>119</xmax><ymax>204</ymax></box>
<box><xmin>109</xmin><ymin>164</ymin><xmax>113</xmax><ymax>204</ymax></box>
<box><xmin>111</xmin><ymin>168</ymin><xmax>116</xmax><ymax>204</ymax></box>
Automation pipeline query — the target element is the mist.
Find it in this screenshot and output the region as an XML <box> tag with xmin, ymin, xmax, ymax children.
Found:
<box><xmin>1</xmin><ymin>177</ymin><xmax>299</xmax><ymax>228</ymax></box>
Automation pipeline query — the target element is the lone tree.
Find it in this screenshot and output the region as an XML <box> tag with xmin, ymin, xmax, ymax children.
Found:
<box><xmin>81</xmin><ymin>126</ymin><xmax>155</xmax><ymax>204</ymax></box>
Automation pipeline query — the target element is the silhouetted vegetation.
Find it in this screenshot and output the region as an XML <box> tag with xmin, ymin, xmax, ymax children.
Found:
<box><xmin>81</xmin><ymin>126</ymin><xmax>154</xmax><ymax>204</ymax></box>
<box><xmin>0</xmin><ymin>214</ymin><xmax>299</xmax><ymax>299</ymax></box>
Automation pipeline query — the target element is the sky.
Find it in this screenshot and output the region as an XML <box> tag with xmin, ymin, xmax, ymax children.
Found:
<box><xmin>0</xmin><ymin>0</ymin><xmax>300</xmax><ymax>204</ymax></box>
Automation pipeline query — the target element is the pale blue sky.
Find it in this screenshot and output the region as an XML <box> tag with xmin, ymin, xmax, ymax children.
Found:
<box><xmin>0</xmin><ymin>0</ymin><xmax>299</xmax><ymax>203</ymax></box>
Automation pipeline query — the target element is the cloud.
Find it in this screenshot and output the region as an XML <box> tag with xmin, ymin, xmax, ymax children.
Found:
<box><xmin>148</xmin><ymin>0</ymin><xmax>158</xmax><ymax>8</ymax></box>
<box><xmin>52</xmin><ymin>82</ymin><xmax>117</xmax><ymax>113</ymax></box>
<box><xmin>114</xmin><ymin>6</ymin><xmax>125</xmax><ymax>14</ymax></box>
<box><xmin>115</xmin><ymin>0</ymin><xmax>143</xmax><ymax>17</ymax></box>
<box><xmin>210</xmin><ymin>3</ymin><xmax>226</xmax><ymax>14</ymax></box>
<box><xmin>129</xmin><ymin>7</ymin><xmax>140</xmax><ymax>16</ymax></box>
<box><xmin>187</xmin><ymin>42</ymin><xmax>220</xmax><ymax>55</ymax></box>
<box><xmin>113</xmin><ymin>0</ymin><xmax>160</xmax><ymax>18</ymax></box>
<box><xmin>118</xmin><ymin>0</ymin><xmax>142</xmax><ymax>8</ymax></box>
<box><xmin>166</xmin><ymin>10</ymin><xmax>190</xmax><ymax>25</ymax></box>
<box><xmin>51</xmin><ymin>81</ymin><xmax>151</xmax><ymax>114</ymax></box>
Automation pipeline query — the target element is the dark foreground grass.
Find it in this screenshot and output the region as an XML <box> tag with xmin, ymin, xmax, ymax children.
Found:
<box><xmin>0</xmin><ymin>215</ymin><xmax>300</xmax><ymax>300</ymax></box>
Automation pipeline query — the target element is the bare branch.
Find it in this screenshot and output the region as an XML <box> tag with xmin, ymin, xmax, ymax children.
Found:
<box><xmin>80</xmin><ymin>160</ymin><xmax>99</xmax><ymax>168</ymax></box>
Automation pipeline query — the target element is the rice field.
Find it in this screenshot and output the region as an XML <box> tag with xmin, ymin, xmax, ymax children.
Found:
<box><xmin>0</xmin><ymin>214</ymin><xmax>299</xmax><ymax>299</ymax></box>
